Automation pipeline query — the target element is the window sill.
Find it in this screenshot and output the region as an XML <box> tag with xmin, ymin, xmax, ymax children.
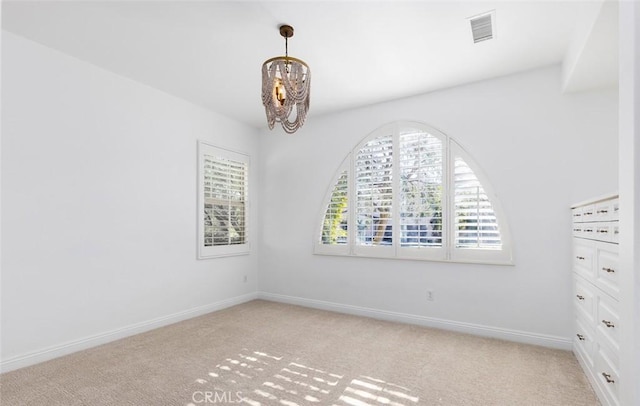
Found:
<box><xmin>312</xmin><ymin>250</ymin><xmax>514</xmax><ymax>266</ymax></box>
<box><xmin>198</xmin><ymin>246</ymin><xmax>251</xmax><ymax>260</ymax></box>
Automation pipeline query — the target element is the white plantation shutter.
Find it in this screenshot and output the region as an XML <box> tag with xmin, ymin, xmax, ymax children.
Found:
<box><xmin>314</xmin><ymin>121</ymin><xmax>512</xmax><ymax>264</ymax></box>
<box><xmin>204</xmin><ymin>156</ymin><xmax>247</xmax><ymax>246</ymax></box>
<box><xmin>453</xmin><ymin>156</ymin><xmax>501</xmax><ymax>250</ymax></box>
<box><xmin>399</xmin><ymin>129</ymin><xmax>443</xmax><ymax>249</ymax></box>
<box><xmin>355</xmin><ymin>134</ymin><xmax>394</xmax><ymax>247</ymax></box>
<box><xmin>199</xmin><ymin>142</ymin><xmax>249</xmax><ymax>258</ymax></box>
<box><xmin>320</xmin><ymin>171</ymin><xmax>348</xmax><ymax>245</ymax></box>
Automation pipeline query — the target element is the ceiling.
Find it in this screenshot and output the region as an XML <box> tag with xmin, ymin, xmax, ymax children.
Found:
<box><xmin>2</xmin><ymin>1</ymin><xmax>618</xmax><ymax>130</ymax></box>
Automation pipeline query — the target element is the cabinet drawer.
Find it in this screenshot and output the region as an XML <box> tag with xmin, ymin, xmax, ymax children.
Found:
<box><xmin>611</xmin><ymin>199</ymin><xmax>620</xmax><ymax>221</ymax></box>
<box><xmin>574</xmin><ymin>276</ymin><xmax>596</xmax><ymax>323</ymax></box>
<box><xmin>581</xmin><ymin>224</ymin><xmax>597</xmax><ymax>239</ymax></box>
<box><xmin>581</xmin><ymin>205</ymin><xmax>596</xmax><ymax>222</ymax></box>
<box><xmin>594</xmin><ymin>223</ymin><xmax>615</xmax><ymax>243</ymax></box>
<box><xmin>594</xmin><ymin>199</ymin><xmax>618</xmax><ymax>222</ymax></box>
<box><xmin>611</xmin><ymin>223</ymin><xmax>620</xmax><ymax>244</ymax></box>
<box><xmin>574</xmin><ymin>315</ymin><xmax>596</xmax><ymax>368</ymax></box>
<box><xmin>596</xmin><ymin>292</ymin><xmax>620</xmax><ymax>352</ymax></box>
<box><xmin>573</xmin><ymin>240</ymin><xmax>595</xmax><ymax>280</ymax></box>
<box><xmin>595</xmin><ymin>342</ymin><xmax>620</xmax><ymax>406</ymax></box>
<box><xmin>572</xmin><ymin>206</ymin><xmax>584</xmax><ymax>222</ymax></box>
<box><xmin>595</xmin><ymin>243</ymin><xmax>620</xmax><ymax>298</ymax></box>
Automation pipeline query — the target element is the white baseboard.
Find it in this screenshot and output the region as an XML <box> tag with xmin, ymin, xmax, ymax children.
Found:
<box><xmin>258</xmin><ymin>292</ymin><xmax>573</xmax><ymax>350</ymax></box>
<box><xmin>0</xmin><ymin>292</ymin><xmax>258</xmax><ymax>373</ymax></box>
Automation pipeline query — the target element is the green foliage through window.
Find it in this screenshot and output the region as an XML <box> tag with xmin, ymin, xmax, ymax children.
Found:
<box><xmin>321</xmin><ymin>172</ymin><xmax>348</xmax><ymax>245</ymax></box>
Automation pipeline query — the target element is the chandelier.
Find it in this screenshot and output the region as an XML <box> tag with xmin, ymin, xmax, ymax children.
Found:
<box><xmin>261</xmin><ymin>25</ymin><xmax>311</xmax><ymax>134</ymax></box>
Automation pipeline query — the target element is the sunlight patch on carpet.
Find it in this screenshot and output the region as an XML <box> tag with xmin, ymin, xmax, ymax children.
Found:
<box><xmin>188</xmin><ymin>348</ymin><xmax>420</xmax><ymax>405</ymax></box>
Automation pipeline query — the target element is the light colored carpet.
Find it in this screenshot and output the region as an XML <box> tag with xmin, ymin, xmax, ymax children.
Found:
<box><xmin>0</xmin><ymin>300</ymin><xmax>598</xmax><ymax>405</ymax></box>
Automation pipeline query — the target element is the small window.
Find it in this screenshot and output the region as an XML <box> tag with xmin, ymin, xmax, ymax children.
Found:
<box><xmin>198</xmin><ymin>141</ymin><xmax>249</xmax><ymax>259</ymax></box>
<box><xmin>454</xmin><ymin>156</ymin><xmax>501</xmax><ymax>250</ymax></box>
<box><xmin>315</xmin><ymin>122</ymin><xmax>512</xmax><ymax>264</ymax></box>
<box><xmin>320</xmin><ymin>171</ymin><xmax>349</xmax><ymax>246</ymax></box>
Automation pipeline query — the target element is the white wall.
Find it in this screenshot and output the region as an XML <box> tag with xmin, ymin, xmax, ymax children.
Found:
<box><xmin>0</xmin><ymin>32</ymin><xmax>259</xmax><ymax>370</ymax></box>
<box><xmin>258</xmin><ymin>66</ymin><xmax>618</xmax><ymax>346</ymax></box>
<box><xmin>618</xmin><ymin>1</ymin><xmax>640</xmax><ymax>404</ymax></box>
<box><xmin>0</xmin><ymin>28</ymin><xmax>621</xmax><ymax>373</ymax></box>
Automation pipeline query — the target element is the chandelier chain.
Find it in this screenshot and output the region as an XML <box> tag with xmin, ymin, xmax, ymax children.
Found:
<box><xmin>285</xmin><ymin>37</ymin><xmax>290</xmax><ymax>73</ymax></box>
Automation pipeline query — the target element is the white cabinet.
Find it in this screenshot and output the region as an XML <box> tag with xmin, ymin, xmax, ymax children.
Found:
<box><xmin>572</xmin><ymin>194</ymin><xmax>620</xmax><ymax>406</ymax></box>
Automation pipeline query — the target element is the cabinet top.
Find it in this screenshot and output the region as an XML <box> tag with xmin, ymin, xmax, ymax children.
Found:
<box><xmin>571</xmin><ymin>192</ymin><xmax>619</xmax><ymax>209</ymax></box>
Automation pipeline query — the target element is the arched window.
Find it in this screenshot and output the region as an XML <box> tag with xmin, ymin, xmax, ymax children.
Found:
<box><xmin>315</xmin><ymin>122</ymin><xmax>512</xmax><ymax>264</ymax></box>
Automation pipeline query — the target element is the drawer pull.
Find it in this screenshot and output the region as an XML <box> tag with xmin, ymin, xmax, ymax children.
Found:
<box><xmin>602</xmin><ymin>267</ymin><xmax>615</xmax><ymax>273</ymax></box>
<box><xmin>614</xmin><ymin>230</ymin><xmax>619</xmax><ymax>235</ymax></box>
<box><xmin>584</xmin><ymin>228</ymin><xmax>594</xmax><ymax>233</ymax></box>
<box><xmin>573</xmin><ymin>213</ymin><xmax>582</xmax><ymax>217</ymax></box>
<box><xmin>576</xmin><ymin>295</ymin><xmax>585</xmax><ymax>301</ymax></box>
<box><xmin>602</xmin><ymin>372</ymin><xmax>615</xmax><ymax>384</ymax></box>
<box><xmin>602</xmin><ymin>320</ymin><xmax>615</xmax><ymax>328</ymax></box>
<box><xmin>597</xmin><ymin>209</ymin><xmax>609</xmax><ymax>214</ymax></box>
<box><xmin>576</xmin><ymin>256</ymin><xmax>585</xmax><ymax>260</ymax></box>
<box><xmin>584</xmin><ymin>211</ymin><xmax>594</xmax><ymax>215</ymax></box>
<box><xmin>573</xmin><ymin>228</ymin><xmax>582</xmax><ymax>232</ymax></box>
<box><xmin>576</xmin><ymin>333</ymin><xmax>585</xmax><ymax>341</ymax></box>
<box><xmin>597</xmin><ymin>229</ymin><xmax>608</xmax><ymax>234</ymax></box>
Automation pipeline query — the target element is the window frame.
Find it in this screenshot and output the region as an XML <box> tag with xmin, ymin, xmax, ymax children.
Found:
<box><xmin>197</xmin><ymin>141</ymin><xmax>250</xmax><ymax>259</ymax></box>
<box><xmin>314</xmin><ymin>121</ymin><xmax>513</xmax><ymax>265</ymax></box>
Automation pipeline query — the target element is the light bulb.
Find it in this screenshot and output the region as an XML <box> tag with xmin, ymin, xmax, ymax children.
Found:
<box><xmin>274</xmin><ymin>79</ymin><xmax>286</xmax><ymax>105</ymax></box>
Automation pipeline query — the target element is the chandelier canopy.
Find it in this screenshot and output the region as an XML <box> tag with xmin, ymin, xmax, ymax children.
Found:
<box><xmin>261</xmin><ymin>25</ymin><xmax>311</xmax><ymax>134</ymax></box>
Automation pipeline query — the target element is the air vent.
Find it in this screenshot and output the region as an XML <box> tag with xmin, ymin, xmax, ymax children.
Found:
<box><xmin>469</xmin><ymin>11</ymin><xmax>495</xmax><ymax>43</ymax></box>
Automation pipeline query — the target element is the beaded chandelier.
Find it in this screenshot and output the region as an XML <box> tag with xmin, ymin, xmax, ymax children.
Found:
<box><xmin>261</xmin><ymin>25</ymin><xmax>311</xmax><ymax>134</ymax></box>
